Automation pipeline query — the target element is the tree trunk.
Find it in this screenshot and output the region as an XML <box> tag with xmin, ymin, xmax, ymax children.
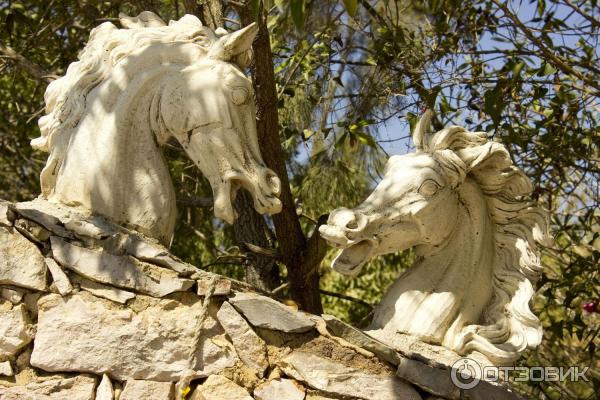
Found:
<box><xmin>233</xmin><ymin>191</ymin><xmax>281</xmax><ymax>291</ymax></box>
<box><xmin>187</xmin><ymin>0</ymin><xmax>282</xmax><ymax>292</ymax></box>
<box><xmin>237</xmin><ymin>2</ymin><xmax>325</xmax><ymax>314</ymax></box>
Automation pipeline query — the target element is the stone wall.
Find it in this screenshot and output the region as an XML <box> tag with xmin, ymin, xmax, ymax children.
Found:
<box><xmin>0</xmin><ymin>198</ymin><xmax>522</xmax><ymax>400</ymax></box>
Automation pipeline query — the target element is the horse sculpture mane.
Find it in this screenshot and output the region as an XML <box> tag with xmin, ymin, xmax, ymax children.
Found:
<box><xmin>321</xmin><ymin>112</ymin><xmax>549</xmax><ymax>365</ymax></box>
<box><xmin>411</xmin><ymin>114</ymin><xmax>550</xmax><ymax>363</ymax></box>
<box><xmin>33</xmin><ymin>13</ymin><xmax>220</xmax><ymax>195</ymax></box>
<box><xmin>31</xmin><ymin>12</ymin><xmax>281</xmax><ymax>245</ymax></box>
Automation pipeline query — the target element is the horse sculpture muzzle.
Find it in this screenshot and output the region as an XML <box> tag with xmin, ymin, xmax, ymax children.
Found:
<box><xmin>319</xmin><ymin>207</ymin><xmax>375</xmax><ymax>276</ymax></box>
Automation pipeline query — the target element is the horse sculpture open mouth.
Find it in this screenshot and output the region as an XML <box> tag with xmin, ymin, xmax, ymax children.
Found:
<box><xmin>217</xmin><ymin>170</ymin><xmax>282</xmax><ymax>223</ymax></box>
<box><xmin>319</xmin><ymin>224</ymin><xmax>375</xmax><ymax>277</ymax></box>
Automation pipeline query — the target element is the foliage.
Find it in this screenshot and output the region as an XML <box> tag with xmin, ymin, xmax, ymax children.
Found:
<box><xmin>0</xmin><ymin>1</ymin><xmax>597</xmax><ymax>398</ymax></box>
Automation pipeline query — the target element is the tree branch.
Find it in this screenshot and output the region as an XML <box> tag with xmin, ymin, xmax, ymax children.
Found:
<box><xmin>492</xmin><ymin>0</ymin><xmax>600</xmax><ymax>93</ymax></box>
<box><xmin>319</xmin><ymin>289</ymin><xmax>373</xmax><ymax>309</ymax></box>
<box><xmin>0</xmin><ymin>40</ymin><xmax>55</xmax><ymax>83</ymax></box>
<box><xmin>563</xmin><ymin>0</ymin><xmax>600</xmax><ymax>27</ymax></box>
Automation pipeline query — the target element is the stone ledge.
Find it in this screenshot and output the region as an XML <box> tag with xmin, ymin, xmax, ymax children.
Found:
<box><xmin>0</xmin><ymin>199</ymin><xmax>526</xmax><ymax>400</ymax></box>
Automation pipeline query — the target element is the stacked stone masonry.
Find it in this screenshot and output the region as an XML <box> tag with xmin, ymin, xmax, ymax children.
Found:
<box><xmin>0</xmin><ymin>199</ymin><xmax>524</xmax><ymax>400</ymax></box>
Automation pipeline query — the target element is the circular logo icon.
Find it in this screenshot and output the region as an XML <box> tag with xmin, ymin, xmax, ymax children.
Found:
<box><xmin>450</xmin><ymin>358</ymin><xmax>482</xmax><ymax>390</ymax></box>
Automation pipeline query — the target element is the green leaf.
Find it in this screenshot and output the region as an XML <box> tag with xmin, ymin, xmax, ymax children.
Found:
<box><xmin>537</xmin><ymin>0</ymin><xmax>546</xmax><ymax>16</ymax></box>
<box><xmin>483</xmin><ymin>84</ymin><xmax>506</xmax><ymax>127</ymax></box>
<box><xmin>342</xmin><ymin>0</ymin><xmax>358</xmax><ymax>16</ymax></box>
<box><xmin>512</xmin><ymin>61</ymin><xmax>524</xmax><ymax>78</ymax></box>
<box><xmin>539</xmin><ymin>63</ymin><xmax>557</xmax><ymax>76</ymax></box>
<box><xmin>291</xmin><ymin>0</ymin><xmax>305</xmax><ymax>29</ymax></box>
<box><xmin>353</xmin><ymin>130</ymin><xmax>377</xmax><ymax>148</ymax></box>
<box><xmin>274</xmin><ymin>0</ymin><xmax>286</xmax><ymax>11</ymax></box>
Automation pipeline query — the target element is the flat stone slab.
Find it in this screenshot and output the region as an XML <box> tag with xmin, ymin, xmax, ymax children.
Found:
<box><xmin>228</xmin><ymin>292</ymin><xmax>315</xmax><ymax>333</ymax></box>
<box><xmin>0</xmin><ymin>303</ymin><xmax>33</xmax><ymax>360</ymax></box>
<box><xmin>392</xmin><ymin>345</ymin><xmax>523</xmax><ymax>400</ymax></box>
<box><xmin>0</xmin><ymin>375</ymin><xmax>96</xmax><ymax>400</ymax></box>
<box><xmin>120</xmin><ymin>379</ymin><xmax>174</xmax><ymax>400</ymax></box>
<box><xmin>51</xmin><ymin>236</ymin><xmax>193</xmax><ymax>297</ymax></box>
<box><xmin>217</xmin><ymin>301</ymin><xmax>269</xmax><ymax>377</ymax></box>
<box><xmin>191</xmin><ymin>375</ymin><xmax>253</xmax><ymax>400</ymax></box>
<box><xmin>14</xmin><ymin>199</ymin><xmax>76</xmax><ymax>238</ymax></box>
<box><xmin>72</xmin><ymin>274</ymin><xmax>135</xmax><ymax>304</ymax></box>
<box><xmin>0</xmin><ymin>227</ymin><xmax>48</xmax><ymax>291</ymax></box>
<box><xmin>367</xmin><ymin>329</ymin><xmax>464</xmax><ymax>370</ymax></box>
<box><xmin>123</xmin><ymin>235</ymin><xmax>198</xmax><ymax>276</ymax></box>
<box><xmin>397</xmin><ymin>357</ymin><xmax>460</xmax><ymax>399</ymax></box>
<box><xmin>278</xmin><ymin>351</ymin><xmax>422</xmax><ymax>400</ymax></box>
<box><xmin>322</xmin><ymin>314</ymin><xmax>402</xmax><ymax>366</ymax></box>
<box><xmin>30</xmin><ymin>292</ymin><xmax>237</xmax><ymax>381</ymax></box>
<box><xmin>254</xmin><ymin>378</ymin><xmax>305</xmax><ymax>400</ymax></box>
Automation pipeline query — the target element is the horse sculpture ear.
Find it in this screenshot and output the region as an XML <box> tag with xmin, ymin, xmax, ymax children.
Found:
<box><xmin>413</xmin><ymin>110</ymin><xmax>433</xmax><ymax>152</ymax></box>
<box><xmin>119</xmin><ymin>11</ymin><xmax>166</xmax><ymax>29</ymax></box>
<box><xmin>209</xmin><ymin>23</ymin><xmax>258</xmax><ymax>65</ymax></box>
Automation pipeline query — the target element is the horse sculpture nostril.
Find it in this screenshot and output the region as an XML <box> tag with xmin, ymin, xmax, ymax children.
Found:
<box><xmin>265</xmin><ymin>170</ymin><xmax>281</xmax><ymax>196</ymax></box>
<box><xmin>346</xmin><ymin>219</ymin><xmax>359</xmax><ymax>230</ymax></box>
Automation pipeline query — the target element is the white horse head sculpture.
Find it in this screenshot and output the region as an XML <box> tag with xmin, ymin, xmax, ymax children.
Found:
<box><xmin>32</xmin><ymin>12</ymin><xmax>282</xmax><ymax>245</ymax></box>
<box><xmin>320</xmin><ymin>112</ymin><xmax>549</xmax><ymax>365</ymax></box>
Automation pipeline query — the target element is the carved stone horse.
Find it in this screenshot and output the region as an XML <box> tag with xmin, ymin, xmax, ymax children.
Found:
<box><xmin>32</xmin><ymin>12</ymin><xmax>282</xmax><ymax>245</ymax></box>
<box><xmin>320</xmin><ymin>112</ymin><xmax>549</xmax><ymax>365</ymax></box>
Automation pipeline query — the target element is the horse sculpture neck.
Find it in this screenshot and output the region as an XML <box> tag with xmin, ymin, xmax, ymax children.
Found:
<box><xmin>50</xmin><ymin>57</ymin><xmax>180</xmax><ymax>244</ymax></box>
<box><xmin>371</xmin><ymin>179</ymin><xmax>496</xmax><ymax>348</ymax></box>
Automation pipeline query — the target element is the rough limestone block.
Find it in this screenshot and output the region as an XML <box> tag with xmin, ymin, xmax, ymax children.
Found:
<box><xmin>45</xmin><ymin>257</ymin><xmax>73</xmax><ymax>295</ymax></box>
<box><xmin>120</xmin><ymin>379</ymin><xmax>174</xmax><ymax>400</ymax></box>
<box><xmin>14</xmin><ymin>218</ymin><xmax>51</xmax><ymax>243</ymax></box>
<box><xmin>0</xmin><ymin>227</ymin><xmax>47</xmax><ymax>291</ymax></box>
<box><xmin>197</xmin><ymin>277</ymin><xmax>232</xmax><ymax>296</ymax></box>
<box><xmin>96</xmin><ymin>374</ymin><xmax>115</xmax><ymax>400</ymax></box>
<box><xmin>216</xmin><ymin>301</ymin><xmax>269</xmax><ymax>377</ymax></box>
<box><xmin>0</xmin><ymin>375</ymin><xmax>96</xmax><ymax>400</ymax></box>
<box><xmin>191</xmin><ymin>375</ymin><xmax>253</xmax><ymax>400</ymax></box>
<box><xmin>0</xmin><ymin>287</ymin><xmax>24</xmax><ymax>304</ymax></box>
<box><xmin>0</xmin><ymin>303</ymin><xmax>33</xmax><ymax>360</ymax></box>
<box><xmin>30</xmin><ymin>292</ymin><xmax>237</xmax><ymax>381</ymax></box>
<box><xmin>254</xmin><ymin>379</ymin><xmax>305</xmax><ymax>400</ymax></box>
<box><xmin>278</xmin><ymin>351</ymin><xmax>422</xmax><ymax>400</ymax></box>
<box><xmin>0</xmin><ymin>201</ymin><xmax>15</xmax><ymax>226</ymax></box>
<box><xmin>228</xmin><ymin>292</ymin><xmax>315</xmax><ymax>333</ymax></box>
<box><xmin>0</xmin><ymin>360</ymin><xmax>13</xmax><ymax>376</ymax></box>
<box><xmin>51</xmin><ymin>236</ymin><xmax>193</xmax><ymax>297</ymax></box>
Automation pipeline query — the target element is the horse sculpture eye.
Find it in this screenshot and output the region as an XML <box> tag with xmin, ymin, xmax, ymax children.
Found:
<box><xmin>418</xmin><ymin>179</ymin><xmax>440</xmax><ymax>197</ymax></box>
